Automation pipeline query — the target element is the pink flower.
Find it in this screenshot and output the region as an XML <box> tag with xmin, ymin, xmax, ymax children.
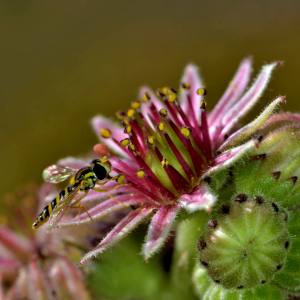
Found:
<box><xmin>53</xmin><ymin>58</ymin><xmax>285</xmax><ymax>264</ymax></box>
<box><xmin>0</xmin><ymin>184</ymin><xmax>93</xmax><ymax>300</ymax></box>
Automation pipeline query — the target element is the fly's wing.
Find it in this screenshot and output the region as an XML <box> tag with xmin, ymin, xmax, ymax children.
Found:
<box><xmin>47</xmin><ymin>184</ymin><xmax>81</xmax><ymax>231</ymax></box>
<box><xmin>43</xmin><ymin>165</ymin><xmax>78</xmax><ymax>184</ymax></box>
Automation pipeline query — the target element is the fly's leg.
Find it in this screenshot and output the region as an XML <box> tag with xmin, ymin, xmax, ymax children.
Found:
<box><xmin>69</xmin><ymin>190</ymin><xmax>93</xmax><ymax>221</ymax></box>
<box><xmin>70</xmin><ymin>204</ymin><xmax>93</xmax><ymax>221</ymax></box>
<box><xmin>93</xmin><ymin>174</ymin><xmax>129</xmax><ymax>204</ymax></box>
<box><xmin>92</xmin><ymin>187</ymin><xmax>122</xmax><ymax>204</ymax></box>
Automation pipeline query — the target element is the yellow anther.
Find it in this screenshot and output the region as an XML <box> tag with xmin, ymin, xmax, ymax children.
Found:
<box><xmin>120</xmin><ymin>138</ymin><xmax>130</xmax><ymax>148</ymax></box>
<box><xmin>167</xmin><ymin>88</ymin><xmax>177</xmax><ymax>103</ymax></box>
<box><xmin>181</xmin><ymin>83</ymin><xmax>190</xmax><ymax>90</ymax></box>
<box><xmin>156</xmin><ymin>88</ymin><xmax>165</xmax><ymax>98</ymax></box>
<box><xmin>122</xmin><ymin>118</ymin><xmax>130</xmax><ymax>127</ymax></box>
<box><xmin>157</xmin><ymin>122</ymin><xmax>165</xmax><ymax>131</ymax></box>
<box><xmin>159</xmin><ymin>108</ymin><xmax>168</xmax><ymax>118</ymax></box>
<box><xmin>129</xmin><ymin>144</ymin><xmax>136</xmax><ymax>151</ymax></box>
<box><xmin>161</xmin><ymin>158</ymin><xmax>169</xmax><ymax>167</ymax></box>
<box><xmin>102</xmin><ymin>156</ymin><xmax>108</xmax><ymax>163</ymax></box>
<box><xmin>125</xmin><ymin>125</ymin><xmax>132</xmax><ymax>134</ymax></box>
<box><xmin>70</xmin><ymin>177</ymin><xmax>76</xmax><ymax>185</ymax></box>
<box><xmin>116</xmin><ymin>174</ymin><xmax>125</xmax><ymax>184</ymax></box>
<box><xmin>131</xmin><ymin>101</ymin><xmax>141</xmax><ymax>109</ymax></box>
<box><xmin>168</xmin><ymin>88</ymin><xmax>177</xmax><ymax>95</ymax></box>
<box><xmin>161</xmin><ymin>87</ymin><xmax>170</xmax><ymax>95</ymax></box>
<box><xmin>137</xmin><ymin>169</ymin><xmax>145</xmax><ymax>178</ymax></box>
<box><xmin>100</xmin><ymin>128</ymin><xmax>111</xmax><ymax>138</ymax></box>
<box><xmin>181</xmin><ymin>126</ymin><xmax>192</xmax><ymax>137</ymax></box>
<box><xmin>116</xmin><ymin>111</ymin><xmax>126</xmax><ymax>120</ymax></box>
<box><xmin>142</xmin><ymin>92</ymin><xmax>151</xmax><ymax>102</ymax></box>
<box><xmin>200</xmin><ymin>100</ymin><xmax>207</xmax><ymax>109</ymax></box>
<box><xmin>147</xmin><ymin>136</ymin><xmax>155</xmax><ymax>146</ymax></box>
<box><xmin>197</xmin><ymin>88</ymin><xmax>207</xmax><ymax>96</ymax></box>
<box><xmin>127</xmin><ymin>109</ymin><xmax>135</xmax><ymax>118</ymax></box>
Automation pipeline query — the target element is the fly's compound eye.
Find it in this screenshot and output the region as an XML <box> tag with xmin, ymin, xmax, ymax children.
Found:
<box><xmin>91</xmin><ymin>159</ymin><xmax>111</xmax><ymax>180</ymax></box>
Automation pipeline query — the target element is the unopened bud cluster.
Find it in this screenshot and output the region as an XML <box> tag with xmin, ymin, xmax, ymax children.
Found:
<box><xmin>198</xmin><ymin>194</ymin><xmax>289</xmax><ymax>289</ymax></box>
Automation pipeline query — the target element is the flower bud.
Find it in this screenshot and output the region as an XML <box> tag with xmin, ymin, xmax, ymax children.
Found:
<box><xmin>198</xmin><ymin>195</ymin><xmax>289</xmax><ymax>289</ymax></box>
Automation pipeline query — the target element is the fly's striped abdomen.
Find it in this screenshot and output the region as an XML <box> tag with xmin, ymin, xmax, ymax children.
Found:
<box><xmin>32</xmin><ymin>185</ymin><xmax>75</xmax><ymax>229</ymax></box>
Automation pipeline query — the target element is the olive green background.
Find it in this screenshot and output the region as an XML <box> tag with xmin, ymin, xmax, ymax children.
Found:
<box><xmin>1</xmin><ymin>0</ymin><xmax>300</xmax><ymax>198</ymax></box>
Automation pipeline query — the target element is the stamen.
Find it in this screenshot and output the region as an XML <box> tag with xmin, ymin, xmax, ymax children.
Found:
<box><xmin>181</xmin><ymin>83</ymin><xmax>190</xmax><ymax>90</ymax></box>
<box><xmin>131</xmin><ymin>118</ymin><xmax>146</xmax><ymax>150</ymax></box>
<box><xmin>123</xmin><ymin>179</ymin><xmax>162</xmax><ymax>206</ymax></box>
<box><xmin>159</xmin><ymin>109</ymin><xmax>187</xmax><ymax>147</ymax></box>
<box><xmin>101</xmin><ymin>129</ymin><xmax>132</xmax><ymax>158</ymax></box>
<box><xmin>122</xmin><ymin>118</ymin><xmax>130</xmax><ymax>127</ymax></box>
<box><xmin>162</xmin><ymin>159</ymin><xmax>192</xmax><ymax>194</ymax></box>
<box><xmin>141</xmin><ymin>91</ymin><xmax>151</xmax><ymax>103</ymax></box>
<box><xmin>181</xmin><ymin>127</ymin><xmax>205</xmax><ymax>176</ymax></box>
<box><xmin>147</xmin><ymin>137</ymin><xmax>164</xmax><ymax>162</ymax></box>
<box><xmin>128</xmin><ymin>147</ymin><xmax>160</xmax><ymax>182</ymax></box>
<box><xmin>120</xmin><ymin>138</ymin><xmax>131</xmax><ymax>148</ymax></box>
<box><xmin>136</xmin><ymin>169</ymin><xmax>177</xmax><ymax>201</ymax></box>
<box><xmin>124</xmin><ymin>125</ymin><xmax>144</xmax><ymax>157</ymax></box>
<box><xmin>127</xmin><ymin>109</ymin><xmax>135</xmax><ymax>119</ymax></box>
<box><xmin>186</xmin><ymin>94</ymin><xmax>202</xmax><ymax>138</ymax></box>
<box><xmin>200</xmin><ymin>99</ymin><xmax>212</xmax><ymax>160</ymax></box>
<box><xmin>137</xmin><ymin>110</ymin><xmax>156</xmax><ymax>136</ymax></box>
<box><xmin>109</xmin><ymin>154</ymin><xmax>136</xmax><ymax>174</ymax></box>
<box><xmin>131</xmin><ymin>101</ymin><xmax>141</xmax><ymax>110</ymax></box>
<box><xmin>116</xmin><ymin>111</ymin><xmax>126</xmax><ymax>120</ymax></box>
<box><xmin>167</xmin><ymin>89</ymin><xmax>204</xmax><ymax>149</ymax></box>
<box><xmin>156</xmin><ymin>88</ymin><xmax>183</xmax><ymax>127</ymax></box>
<box><xmin>100</xmin><ymin>128</ymin><xmax>111</xmax><ymax>139</ymax></box>
<box><xmin>157</xmin><ymin>122</ymin><xmax>195</xmax><ymax>182</ymax></box>
<box><xmin>148</xmin><ymin>101</ymin><xmax>161</xmax><ymax>124</ymax></box>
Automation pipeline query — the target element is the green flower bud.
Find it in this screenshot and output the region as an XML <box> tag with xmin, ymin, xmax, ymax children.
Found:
<box><xmin>198</xmin><ymin>195</ymin><xmax>289</xmax><ymax>289</ymax></box>
<box><xmin>274</xmin><ymin>211</ymin><xmax>300</xmax><ymax>293</ymax></box>
<box><xmin>235</xmin><ymin>126</ymin><xmax>300</xmax><ymax>209</ymax></box>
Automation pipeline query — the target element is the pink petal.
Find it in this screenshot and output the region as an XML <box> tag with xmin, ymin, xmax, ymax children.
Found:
<box><xmin>0</xmin><ymin>227</ymin><xmax>33</xmax><ymax>261</ymax></box>
<box><xmin>91</xmin><ymin>116</ymin><xmax>129</xmax><ymax>158</ymax></box>
<box><xmin>27</xmin><ymin>260</ymin><xmax>51</xmax><ymax>300</ymax></box>
<box><xmin>79</xmin><ymin>185</ymin><xmax>135</xmax><ymax>205</ymax></box>
<box><xmin>143</xmin><ymin>204</ymin><xmax>180</xmax><ymax>260</ymax></box>
<box><xmin>258</xmin><ymin>112</ymin><xmax>300</xmax><ymax>136</ymax></box>
<box><xmin>218</xmin><ymin>96</ymin><xmax>285</xmax><ymax>152</ymax></box>
<box><xmin>0</xmin><ymin>258</ymin><xmax>18</xmax><ymax>280</ymax></box>
<box><xmin>217</xmin><ymin>62</ymin><xmax>278</xmax><ymax>145</ymax></box>
<box><xmin>56</xmin><ymin>193</ymin><xmax>152</xmax><ymax>229</ymax></box>
<box><xmin>139</xmin><ymin>86</ymin><xmax>165</xmax><ymax>126</ymax></box>
<box><xmin>80</xmin><ymin>205</ymin><xmax>155</xmax><ymax>264</ymax></box>
<box><xmin>180</xmin><ymin>64</ymin><xmax>203</xmax><ymax>120</ymax></box>
<box><xmin>0</xmin><ymin>276</ymin><xmax>5</xmax><ymax>300</ymax></box>
<box><xmin>204</xmin><ymin>140</ymin><xmax>258</xmax><ymax>178</ymax></box>
<box><xmin>50</xmin><ymin>257</ymin><xmax>91</xmax><ymax>300</ymax></box>
<box><xmin>209</xmin><ymin>57</ymin><xmax>252</xmax><ymax>126</ymax></box>
<box><xmin>179</xmin><ymin>183</ymin><xmax>216</xmax><ymax>212</ymax></box>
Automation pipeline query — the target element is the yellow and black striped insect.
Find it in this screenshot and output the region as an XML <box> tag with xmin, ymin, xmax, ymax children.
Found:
<box><xmin>32</xmin><ymin>156</ymin><xmax>125</xmax><ymax>230</ymax></box>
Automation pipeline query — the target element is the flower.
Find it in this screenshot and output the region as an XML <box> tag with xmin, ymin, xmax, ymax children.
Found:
<box><xmin>53</xmin><ymin>57</ymin><xmax>285</xmax><ymax>264</ymax></box>
<box><xmin>0</xmin><ymin>184</ymin><xmax>93</xmax><ymax>300</ymax></box>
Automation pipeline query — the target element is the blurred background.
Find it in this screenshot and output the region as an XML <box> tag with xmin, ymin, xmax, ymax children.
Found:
<box><xmin>1</xmin><ymin>0</ymin><xmax>300</xmax><ymax>199</ymax></box>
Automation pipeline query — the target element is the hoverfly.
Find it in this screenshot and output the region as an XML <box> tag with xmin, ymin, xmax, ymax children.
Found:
<box><xmin>32</xmin><ymin>156</ymin><xmax>125</xmax><ymax>230</ymax></box>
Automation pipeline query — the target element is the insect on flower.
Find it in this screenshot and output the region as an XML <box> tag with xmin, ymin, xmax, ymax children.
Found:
<box><xmin>32</xmin><ymin>156</ymin><xmax>126</xmax><ymax>230</ymax></box>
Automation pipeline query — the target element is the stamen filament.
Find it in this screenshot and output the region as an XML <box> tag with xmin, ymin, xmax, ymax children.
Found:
<box><xmin>161</xmin><ymin>159</ymin><xmax>192</xmax><ymax>194</ymax></box>
<box><xmin>162</xmin><ymin>161</ymin><xmax>192</xmax><ymax>192</ymax></box>
<box><xmin>200</xmin><ymin>101</ymin><xmax>212</xmax><ymax>159</ymax></box>
<box><xmin>159</xmin><ymin>126</ymin><xmax>195</xmax><ymax>182</ymax></box>
<box><xmin>138</xmin><ymin>170</ymin><xmax>177</xmax><ymax>201</ymax></box>
<box><xmin>123</xmin><ymin>179</ymin><xmax>162</xmax><ymax>206</ymax></box>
